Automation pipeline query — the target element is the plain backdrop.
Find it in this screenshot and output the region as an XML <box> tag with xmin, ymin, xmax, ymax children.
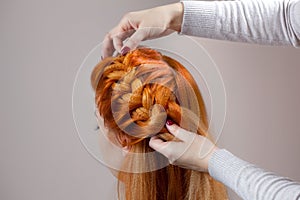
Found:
<box><xmin>1</xmin><ymin>0</ymin><xmax>299</xmax><ymax>199</ymax></box>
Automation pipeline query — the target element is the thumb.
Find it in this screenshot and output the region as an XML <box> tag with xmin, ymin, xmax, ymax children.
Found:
<box><xmin>149</xmin><ymin>136</ymin><xmax>172</xmax><ymax>158</ymax></box>
<box><xmin>166</xmin><ymin>120</ymin><xmax>192</xmax><ymax>141</ymax></box>
<box><xmin>121</xmin><ymin>28</ymin><xmax>147</xmax><ymax>53</ymax></box>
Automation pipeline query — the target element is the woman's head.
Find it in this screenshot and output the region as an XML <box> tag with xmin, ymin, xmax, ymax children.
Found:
<box><xmin>91</xmin><ymin>47</ymin><xmax>208</xmax><ymax>147</ymax></box>
<box><xmin>91</xmin><ymin>47</ymin><xmax>227</xmax><ymax>200</ymax></box>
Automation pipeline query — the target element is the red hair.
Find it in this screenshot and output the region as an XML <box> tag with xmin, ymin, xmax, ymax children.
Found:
<box><xmin>91</xmin><ymin>48</ymin><xmax>227</xmax><ymax>199</ymax></box>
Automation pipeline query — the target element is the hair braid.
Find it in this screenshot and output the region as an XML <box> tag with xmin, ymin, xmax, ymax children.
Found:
<box><xmin>94</xmin><ymin>48</ymin><xmax>186</xmax><ymax>146</ymax></box>
<box><xmin>91</xmin><ymin>47</ymin><xmax>227</xmax><ymax>200</ymax></box>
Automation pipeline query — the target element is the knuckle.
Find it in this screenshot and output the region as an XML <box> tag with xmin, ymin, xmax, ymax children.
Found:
<box><xmin>122</xmin><ymin>12</ymin><xmax>133</xmax><ymax>21</ymax></box>
<box><xmin>105</xmin><ymin>32</ymin><xmax>113</xmax><ymax>40</ymax></box>
<box><xmin>169</xmin><ymin>157</ymin><xmax>177</xmax><ymax>165</ymax></box>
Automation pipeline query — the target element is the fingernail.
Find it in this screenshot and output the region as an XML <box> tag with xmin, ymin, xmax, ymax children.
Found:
<box><xmin>166</xmin><ymin>119</ymin><xmax>174</xmax><ymax>126</ymax></box>
<box><xmin>121</xmin><ymin>46</ymin><xmax>130</xmax><ymax>56</ymax></box>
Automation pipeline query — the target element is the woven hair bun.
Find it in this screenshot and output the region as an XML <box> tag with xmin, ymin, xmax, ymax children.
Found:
<box><xmin>91</xmin><ymin>47</ymin><xmax>207</xmax><ymax>147</ymax></box>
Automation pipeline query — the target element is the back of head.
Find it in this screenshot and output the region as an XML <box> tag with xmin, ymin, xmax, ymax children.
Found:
<box><xmin>91</xmin><ymin>47</ymin><xmax>227</xmax><ymax>200</ymax></box>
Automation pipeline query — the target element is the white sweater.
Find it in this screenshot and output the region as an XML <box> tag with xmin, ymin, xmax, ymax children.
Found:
<box><xmin>209</xmin><ymin>149</ymin><xmax>300</xmax><ymax>200</ymax></box>
<box><xmin>180</xmin><ymin>0</ymin><xmax>300</xmax><ymax>199</ymax></box>
<box><xmin>180</xmin><ymin>0</ymin><xmax>300</xmax><ymax>47</ymax></box>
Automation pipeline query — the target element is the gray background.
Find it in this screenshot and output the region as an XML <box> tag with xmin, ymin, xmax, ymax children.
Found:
<box><xmin>1</xmin><ymin>0</ymin><xmax>299</xmax><ymax>199</ymax></box>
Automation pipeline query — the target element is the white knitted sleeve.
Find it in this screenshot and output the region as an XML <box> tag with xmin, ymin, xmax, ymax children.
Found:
<box><xmin>208</xmin><ymin>149</ymin><xmax>300</xmax><ymax>200</ymax></box>
<box><xmin>180</xmin><ymin>0</ymin><xmax>300</xmax><ymax>47</ymax></box>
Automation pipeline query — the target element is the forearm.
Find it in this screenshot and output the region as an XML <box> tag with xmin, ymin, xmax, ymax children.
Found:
<box><xmin>180</xmin><ymin>0</ymin><xmax>300</xmax><ymax>47</ymax></box>
<box><xmin>208</xmin><ymin>149</ymin><xmax>300</xmax><ymax>200</ymax></box>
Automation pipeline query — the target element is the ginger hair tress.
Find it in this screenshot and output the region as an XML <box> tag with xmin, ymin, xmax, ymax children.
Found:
<box><xmin>91</xmin><ymin>48</ymin><xmax>227</xmax><ymax>200</ymax></box>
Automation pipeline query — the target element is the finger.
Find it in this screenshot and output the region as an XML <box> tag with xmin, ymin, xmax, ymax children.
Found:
<box><xmin>149</xmin><ymin>136</ymin><xmax>172</xmax><ymax>157</ymax></box>
<box><xmin>121</xmin><ymin>28</ymin><xmax>147</xmax><ymax>51</ymax></box>
<box><xmin>113</xmin><ymin>30</ymin><xmax>134</xmax><ymax>53</ymax></box>
<box><xmin>166</xmin><ymin>122</ymin><xmax>192</xmax><ymax>141</ymax></box>
<box><xmin>101</xmin><ymin>32</ymin><xmax>115</xmax><ymax>58</ymax></box>
<box><xmin>149</xmin><ymin>136</ymin><xmax>167</xmax><ymax>150</ymax></box>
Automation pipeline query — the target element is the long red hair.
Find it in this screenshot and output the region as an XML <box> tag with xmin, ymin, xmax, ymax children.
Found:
<box><xmin>91</xmin><ymin>48</ymin><xmax>227</xmax><ymax>199</ymax></box>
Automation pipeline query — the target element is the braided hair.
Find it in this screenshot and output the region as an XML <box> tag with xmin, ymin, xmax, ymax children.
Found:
<box><xmin>91</xmin><ymin>47</ymin><xmax>227</xmax><ymax>200</ymax></box>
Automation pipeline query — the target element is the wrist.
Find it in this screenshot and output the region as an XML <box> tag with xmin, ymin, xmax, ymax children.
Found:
<box><xmin>167</xmin><ymin>2</ymin><xmax>184</xmax><ymax>32</ymax></box>
<box><xmin>195</xmin><ymin>138</ymin><xmax>219</xmax><ymax>172</ymax></box>
<box><xmin>203</xmin><ymin>145</ymin><xmax>218</xmax><ymax>172</ymax></box>
<box><xmin>207</xmin><ymin>147</ymin><xmax>222</xmax><ymax>174</ymax></box>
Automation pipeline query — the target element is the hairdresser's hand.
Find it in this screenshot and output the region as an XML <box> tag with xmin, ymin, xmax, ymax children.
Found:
<box><xmin>101</xmin><ymin>3</ymin><xmax>183</xmax><ymax>58</ymax></box>
<box><xmin>149</xmin><ymin>121</ymin><xmax>218</xmax><ymax>172</ymax></box>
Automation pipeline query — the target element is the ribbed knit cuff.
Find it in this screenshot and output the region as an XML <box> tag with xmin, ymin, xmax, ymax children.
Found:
<box><xmin>290</xmin><ymin>0</ymin><xmax>300</xmax><ymax>47</ymax></box>
<box><xmin>179</xmin><ymin>1</ymin><xmax>217</xmax><ymax>37</ymax></box>
<box><xmin>208</xmin><ymin>149</ymin><xmax>252</xmax><ymax>191</ymax></box>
